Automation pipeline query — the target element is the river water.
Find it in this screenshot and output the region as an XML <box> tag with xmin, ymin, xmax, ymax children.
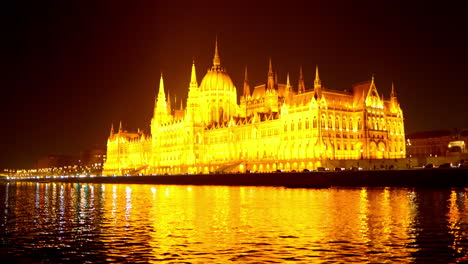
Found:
<box><xmin>0</xmin><ymin>182</ymin><xmax>467</xmax><ymax>263</ymax></box>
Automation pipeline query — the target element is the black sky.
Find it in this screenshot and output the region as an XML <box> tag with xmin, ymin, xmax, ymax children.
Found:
<box><xmin>2</xmin><ymin>1</ymin><xmax>467</xmax><ymax>169</ymax></box>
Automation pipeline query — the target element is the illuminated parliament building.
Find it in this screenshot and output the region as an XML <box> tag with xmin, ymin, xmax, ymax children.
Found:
<box><xmin>103</xmin><ymin>41</ymin><xmax>406</xmax><ymax>175</ymax></box>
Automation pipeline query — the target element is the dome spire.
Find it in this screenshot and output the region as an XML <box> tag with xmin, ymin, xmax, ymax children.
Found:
<box><xmin>213</xmin><ymin>37</ymin><xmax>221</xmax><ymax>67</ymax></box>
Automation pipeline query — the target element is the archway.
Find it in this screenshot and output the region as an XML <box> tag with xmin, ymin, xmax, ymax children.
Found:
<box><xmin>369</xmin><ymin>141</ymin><xmax>377</xmax><ymax>159</ymax></box>
<box><xmin>355</xmin><ymin>142</ymin><xmax>364</xmax><ymax>159</ymax></box>
<box><xmin>377</xmin><ymin>142</ymin><xmax>386</xmax><ymax>159</ymax></box>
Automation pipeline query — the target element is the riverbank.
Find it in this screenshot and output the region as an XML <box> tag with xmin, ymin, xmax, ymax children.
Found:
<box><xmin>5</xmin><ymin>168</ymin><xmax>467</xmax><ymax>188</ymax></box>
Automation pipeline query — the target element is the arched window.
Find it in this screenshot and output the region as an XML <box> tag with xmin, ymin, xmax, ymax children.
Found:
<box><xmin>291</xmin><ymin>120</ymin><xmax>294</xmax><ymax>131</ymax></box>
<box><xmin>336</xmin><ymin>116</ymin><xmax>340</xmax><ymax>130</ymax></box>
<box><xmin>284</xmin><ymin>123</ymin><xmax>287</xmax><ymax>132</ymax></box>
<box><xmin>349</xmin><ymin>118</ymin><xmax>353</xmax><ymax>131</ymax></box>
<box><xmin>219</xmin><ymin>107</ymin><xmax>224</xmax><ymax>123</ymax></box>
<box><xmin>343</xmin><ymin>117</ymin><xmax>347</xmax><ymax>130</ymax></box>
<box><xmin>306</xmin><ymin>118</ymin><xmax>310</xmax><ymax>129</ymax></box>
<box><xmin>321</xmin><ymin>115</ymin><xmax>326</xmax><ymax>128</ymax></box>
<box><xmin>358</xmin><ymin>118</ymin><xmax>362</xmax><ymax>130</ymax></box>
<box><xmin>313</xmin><ymin>117</ymin><xmax>317</xmax><ymax>128</ymax></box>
<box><xmin>298</xmin><ymin>118</ymin><xmax>302</xmax><ymax>130</ymax></box>
<box><xmin>211</xmin><ymin>106</ymin><xmax>217</xmax><ymax>123</ymax></box>
<box><xmin>329</xmin><ymin>115</ymin><xmax>333</xmax><ymax>129</ymax></box>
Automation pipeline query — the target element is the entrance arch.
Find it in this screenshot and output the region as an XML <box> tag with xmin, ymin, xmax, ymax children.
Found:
<box><xmin>369</xmin><ymin>141</ymin><xmax>377</xmax><ymax>159</ymax></box>
<box><xmin>377</xmin><ymin>142</ymin><xmax>386</xmax><ymax>159</ymax></box>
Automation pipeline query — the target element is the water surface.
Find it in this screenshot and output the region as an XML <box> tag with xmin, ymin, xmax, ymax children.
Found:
<box><xmin>0</xmin><ymin>182</ymin><xmax>467</xmax><ymax>263</ymax></box>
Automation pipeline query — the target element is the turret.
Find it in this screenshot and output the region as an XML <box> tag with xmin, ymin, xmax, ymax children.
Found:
<box><xmin>190</xmin><ymin>60</ymin><xmax>198</xmax><ymax>88</ymax></box>
<box><xmin>154</xmin><ymin>74</ymin><xmax>170</xmax><ymax>123</ymax></box>
<box><xmin>243</xmin><ymin>66</ymin><xmax>250</xmax><ymax>97</ymax></box>
<box><xmin>298</xmin><ymin>66</ymin><xmax>305</xmax><ymax>94</ymax></box>
<box><xmin>284</xmin><ymin>72</ymin><xmax>293</xmax><ymax>104</ymax></box>
<box><xmin>109</xmin><ymin>123</ymin><xmax>115</xmax><ymax>139</ymax></box>
<box><xmin>267</xmin><ymin>58</ymin><xmax>274</xmax><ymax>91</ymax></box>
<box><xmin>286</xmin><ymin>73</ymin><xmax>292</xmax><ymax>93</ymax></box>
<box><xmin>313</xmin><ymin>65</ymin><xmax>322</xmax><ymax>98</ymax></box>
<box><xmin>275</xmin><ymin>72</ymin><xmax>278</xmax><ymax>87</ymax></box>
<box><xmin>390</xmin><ymin>81</ymin><xmax>396</xmax><ymax>98</ymax></box>
<box><xmin>389</xmin><ymin>81</ymin><xmax>401</xmax><ymax>113</ymax></box>
<box><xmin>186</xmin><ymin>61</ymin><xmax>201</xmax><ymax>123</ymax></box>
<box><xmin>314</xmin><ymin>65</ymin><xmax>321</xmax><ymax>89</ymax></box>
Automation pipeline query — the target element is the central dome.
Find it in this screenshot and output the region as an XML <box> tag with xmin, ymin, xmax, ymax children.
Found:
<box><xmin>200</xmin><ymin>70</ymin><xmax>235</xmax><ymax>93</ymax></box>
<box><xmin>198</xmin><ymin>39</ymin><xmax>238</xmax><ymax>125</ymax></box>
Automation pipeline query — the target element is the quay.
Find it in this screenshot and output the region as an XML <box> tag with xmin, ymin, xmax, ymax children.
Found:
<box><xmin>6</xmin><ymin>169</ymin><xmax>468</xmax><ymax>188</ymax></box>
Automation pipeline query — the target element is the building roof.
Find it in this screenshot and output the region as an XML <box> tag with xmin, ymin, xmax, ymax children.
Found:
<box><xmin>407</xmin><ymin>130</ymin><xmax>452</xmax><ymax>139</ymax></box>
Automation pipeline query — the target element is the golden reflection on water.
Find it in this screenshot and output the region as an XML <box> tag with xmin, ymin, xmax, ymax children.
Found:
<box><xmin>3</xmin><ymin>182</ymin><xmax>468</xmax><ymax>263</ymax></box>
<box><xmin>97</xmin><ymin>185</ymin><xmax>424</xmax><ymax>262</ymax></box>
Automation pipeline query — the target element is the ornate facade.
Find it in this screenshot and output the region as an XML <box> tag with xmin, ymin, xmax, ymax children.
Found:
<box><xmin>103</xmin><ymin>41</ymin><xmax>406</xmax><ymax>175</ymax></box>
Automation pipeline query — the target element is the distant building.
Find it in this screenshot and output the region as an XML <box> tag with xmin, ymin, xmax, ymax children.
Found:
<box><xmin>80</xmin><ymin>148</ymin><xmax>106</xmax><ymax>174</ymax></box>
<box><xmin>103</xmin><ymin>40</ymin><xmax>406</xmax><ymax>175</ymax></box>
<box><xmin>407</xmin><ymin>128</ymin><xmax>468</xmax><ymax>165</ymax></box>
<box><xmin>406</xmin><ymin>130</ymin><xmax>452</xmax><ymax>158</ymax></box>
<box><xmin>35</xmin><ymin>155</ymin><xmax>78</xmax><ymax>169</ymax></box>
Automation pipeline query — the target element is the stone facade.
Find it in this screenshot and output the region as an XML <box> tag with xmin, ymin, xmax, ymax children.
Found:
<box><xmin>103</xmin><ymin>41</ymin><xmax>406</xmax><ymax>175</ymax></box>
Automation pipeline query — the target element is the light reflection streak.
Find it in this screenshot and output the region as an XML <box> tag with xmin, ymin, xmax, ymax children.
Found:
<box><xmin>359</xmin><ymin>187</ymin><xmax>370</xmax><ymax>243</ymax></box>
<box><xmin>448</xmin><ymin>190</ymin><xmax>464</xmax><ymax>255</ymax></box>
<box><xmin>125</xmin><ymin>186</ymin><xmax>132</xmax><ymax>222</ymax></box>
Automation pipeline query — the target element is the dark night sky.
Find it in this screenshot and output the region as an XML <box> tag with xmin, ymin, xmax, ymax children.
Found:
<box><xmin>2</xmin><ymin>1</ymin><xmax>467</xmax><ymax>169</ymax></box>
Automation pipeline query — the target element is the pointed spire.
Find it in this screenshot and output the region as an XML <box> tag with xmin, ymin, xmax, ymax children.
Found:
<box><xmin>154</xmin><ymin>73</ymin><xmax>169</xmax><ymax>119</ymax></box>
<box><xmin>268</xmin><ymin>58</ymin><xmax>273</xmax><ymax>76</ymax></box>
<box><xmin>243</xmin><ymin>66</ymin><xmax>251</xmax><ymax>97</ymax></box>
<box><xmin>286</xmin><ymin>72</ymin><xmax>292</xmax><ymax>93</ymax></box>
<box><xmin>391</xmin><ymin>81</ymin><xmax>396</xmax><ymax>98</ymax></box>
<box><xmin>119</xmin><ymin>121</ymin><xmax>122</xmax><ymax>132</ymax></box>
<box><xmin>267</xmin><ymin>58</ymin><xmax>274</xmax><ymax>90</ymax></box>
<box><xmin>213</xmin><ymin>37</ymin><xmax>221</xmax><ymax>67</ymax></box>
<box><xmin>371</xmin><ymin>73</ymin><xmax>375</xmax><ymax>84</ymax></box>
<box><xmin>298</xmin><ymin>66</ymin><xmax>305</xmax><ymax>94</ymax></box>
<box><xmin>190</xmin><ymin>60</ymin><xmax>198</xmax><ymax>87</ymax></box>
<box><xmin>314</xmin><ymin>65</ymin><xmax>321</xmax><ymax>89</ymax></box>
<box><xmin>110</xmin><ymin>123</ymin><xmax>115</xmax><ymax>137</ymax></box>
<box><xmin>158</xmin><ymin>73</ymin><xmax>166</xmax><ymax>98</ymax></box>
<box><xmin>180</xmin><ymin>100</ymin><xmax>183</xmax><ymax>111</ymax></box>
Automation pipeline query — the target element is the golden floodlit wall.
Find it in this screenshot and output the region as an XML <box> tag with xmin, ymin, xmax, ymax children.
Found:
<box><xmin>103</xmin><ymin>41</ymin><xmax>406</xmax><ymax>175</ymax></box>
